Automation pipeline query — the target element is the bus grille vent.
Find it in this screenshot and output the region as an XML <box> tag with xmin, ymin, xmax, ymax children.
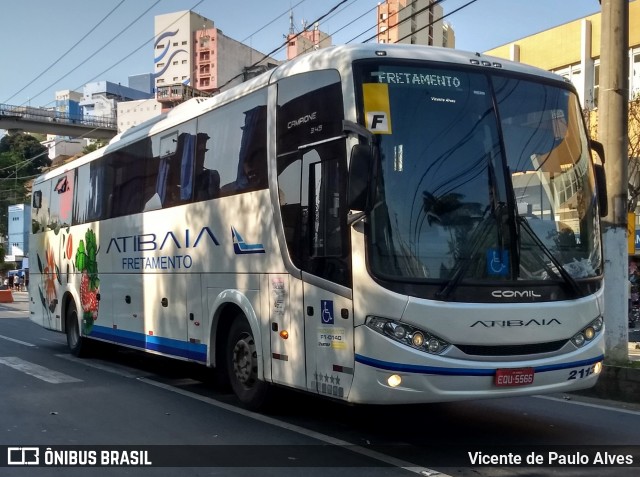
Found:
<box><xmin>455</xmin><ymin>340</ymin><xmax>568</xmax><ymax>356</ymax></box>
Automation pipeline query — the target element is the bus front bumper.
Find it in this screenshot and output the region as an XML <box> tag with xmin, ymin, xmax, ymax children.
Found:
<box><xmin>347</xmin><ymin>326</ymin><xmax>605</xmax><ymax>405</ymax></box>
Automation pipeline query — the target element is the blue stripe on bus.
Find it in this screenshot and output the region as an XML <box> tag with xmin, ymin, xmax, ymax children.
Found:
<box><xmin>354</xmin><ymin>354</ymin><xmax>605</xmax><ymax>376</ymax></box>
<box><xmin>89</xmin><ymin>325</ymin><xmax>207</xmax><ymax>363</ymax></box>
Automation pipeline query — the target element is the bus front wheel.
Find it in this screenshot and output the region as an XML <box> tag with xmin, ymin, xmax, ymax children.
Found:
<box><xmin>226</xmin><ymin>317</ymin><xmax>270</xmax><ymax>409</ymax></box>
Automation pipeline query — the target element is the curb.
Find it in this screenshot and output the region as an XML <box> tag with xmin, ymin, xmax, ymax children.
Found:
<box><xmin>573</xmin><ymin>365</ymin><xmax>640</xmax><ymax>403</ymax></box>
<box><xmin>0</xmin><ymin>289</ymin><xmax>14</xmax><ymax>303</ymax></box>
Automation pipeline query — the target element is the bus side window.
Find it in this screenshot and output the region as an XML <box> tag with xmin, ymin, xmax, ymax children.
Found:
<box><xmin>193</xmin><ymin>132</ymin><xmax>218</xmax><ymax>201</ymax></box>
<box><xmin>32</xmin><ymin>181</ymin><xmax>51</xmax><ymax>233</ymax></box>
<box><xmin>107</xmin><ymin>142</ymin><xmax>146</xmax><ymax>218</ymax></box>
<box><xmin>302</xmin><ymin>143</ymin><xmax>350</xmax><ymax>287</ymax></box>
<box><xmin>74</xmin><ymin>160</ymin><xmax>106</xmax><ymax>224</ymax></box>
<box><xmin>50</xmin><ymin>171</ymin><xmax>74</xmax><ymax>229</ymax></box>
<box><xmin>276</xmin><ymin>69</ymin><xmax>350</xmax><ymax>287</ymax></box>
<box><xmin>163</xmin><ymin>132</ymin><xmax>196</xmax><ymax>208</ymax></box>
<box><xmin>277</xmin><ymin>156</ymin><xmax>302</xmax><ymax>263</ymax></box>
<box><xmin>198</xmin><ymin>90</ymin><xmax>268</xmax><ymax>198</ymax></box>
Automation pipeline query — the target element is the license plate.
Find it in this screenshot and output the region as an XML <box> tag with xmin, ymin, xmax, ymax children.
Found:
<box><xmin>494</xmin><ymin>367</ymin><xmax>535</xmax><ymax>387</ymax></box>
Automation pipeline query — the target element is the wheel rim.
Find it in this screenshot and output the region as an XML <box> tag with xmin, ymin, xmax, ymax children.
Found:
<box><xmin>231</xmin><ymin>332</ymin><xmax>257</xmax><ymax>388</ymax></box>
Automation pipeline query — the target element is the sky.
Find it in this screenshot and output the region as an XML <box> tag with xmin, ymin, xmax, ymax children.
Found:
<box><xmin>0</xmin><ymin>0</ymin><xmax>603</xmax><ymax>109</ymax></box>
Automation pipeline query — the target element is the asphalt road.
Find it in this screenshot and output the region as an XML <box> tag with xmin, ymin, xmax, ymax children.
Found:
<box><xmin>2</xmin><ymin>294</ymin><xmax>640</xmax><ymax>477</ymax></box>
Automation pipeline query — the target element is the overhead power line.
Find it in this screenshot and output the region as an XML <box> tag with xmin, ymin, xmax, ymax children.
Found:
<box><xmin>32</xmin><ymin>1</ymin><xmax>204</xmax><ymax>110</ymax></box>
<box><xmin>3</xmin><ymin>1</ymin><xmax>126</xmax><ymax>104</ymax></box>
<box><xmin>217</xmin><ymin>0</ymin><xmax>351</xmax><ymax>92</ymax></box>
<box><xmin>344</xmin><ymin>0</ymin><xmax>422</xmax><ymax>44</ymax></box>
<box><xmin>241</xmin><ymin>0</ymin><xmax>308</xmax><ymax>42</ymax></box>
<box><xmin>327</xmin><ymin>2</ymin><xmax>378</xmax><ymax>38</ymax></box>
<box><xmin>297</xmin><ymin>0</ymin><xmax>370</xmax><ymax>56</ymax></box>
<box><xmin>316</xmin><ymin>0</ymin><xmax>364</xmax><ymax>26</ymax></box>
<box><xmin>394</xmin><ymin>0</ymin><xmax>478</xmax><ymax>44</ymax></box>
<box><xmin>359</xmin><ymin>0</ymin><xmax>448</xmax><ymax>44</ymax></box>
<box><xmin>25</xmin><ymin>0</ymin><xmax>162</xmax><ymax>107</ymax></box>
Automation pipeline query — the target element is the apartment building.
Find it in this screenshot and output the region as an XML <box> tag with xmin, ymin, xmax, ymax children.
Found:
<box><xmin>153</xmin><ymin>10</ymin><xmax>280</xmax><ymax>110</ymax></box>
<box><xmin>484</xmin><ymin>1</ymin><xmax>640</xmax><ymax>109</ymax></box>
<box><xmin>377</xmin><ymin>0</ymin><xmax>455</xmax><ymax>47</ymax></box>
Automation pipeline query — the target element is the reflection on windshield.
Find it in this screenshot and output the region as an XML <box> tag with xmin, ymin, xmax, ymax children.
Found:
<box><xmin>496</xmin><ymin>77</ymin><xmax>602</xmax><ymax>281</ymax></box>
<box><xmin>357</xmin><ymin>63</ymin><xmax>601</xmax><ymax>285</ymax></box>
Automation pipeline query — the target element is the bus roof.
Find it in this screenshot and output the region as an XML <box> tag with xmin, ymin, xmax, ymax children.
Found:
<box><xmin>267</xmin><ymin>43</ymin><xmax>564</xmax><ymax>84</ymax></box>
<box><xmin>33</xmin><ymin>44</ymin><xmax>566</xmax><ymax>185</ymax></box>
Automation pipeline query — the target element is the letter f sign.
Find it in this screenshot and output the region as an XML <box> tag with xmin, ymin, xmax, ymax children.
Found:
<box><xmin>366</xmin><ymin>111</ymin><xmax>390</xmax><ymax>133</ymax></box>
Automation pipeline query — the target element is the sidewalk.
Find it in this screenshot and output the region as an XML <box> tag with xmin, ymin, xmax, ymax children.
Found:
<box><xmin>629</xmin><ymin>340</ymin><xmax>640</xmax><ymax>361</ymax></box>
<box><xmin>0</xmin><ymin>290</ymin><xmax>29</xmax><ymax>303</ymax></box>
<box><xmin>629</xmin><ymin>326</ymin><xmax>640</xmax><ymax>361</ymax></box>
<box><xmin>575</xmin><ymin>337</ymin><xmax>640</xmax><ymax>404</ymax></box>
<box><xmin>12</xmin><ymin>291</ymin><xmax>29</xmax><ymax>302</ymax></box>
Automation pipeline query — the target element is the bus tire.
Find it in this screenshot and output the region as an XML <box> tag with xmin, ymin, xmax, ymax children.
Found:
<box><xmin>66</xmin><ymin>300</ymin><xmax>89</xmax><ymax>357</ymax></box>
<box><xmin>226</xmin><ymin>317</ymin><xmax>270</xmax><ymax>410</ymax></box>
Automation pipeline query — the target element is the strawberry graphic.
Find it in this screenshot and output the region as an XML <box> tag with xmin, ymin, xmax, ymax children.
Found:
<box><xmin>75</xmin><ymin>229</ymin><xmax>99</xmax><ymax>334</ymax></box>
<box><xmin>80</xmin><ymin>272</ymin><xmax>99</xmax><ymax>314</ymax></box>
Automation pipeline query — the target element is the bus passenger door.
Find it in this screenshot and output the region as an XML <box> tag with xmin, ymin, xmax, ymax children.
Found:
<box><xmin>299</xmin><ymin>146</ymin><xmax>354</xmax><ymax>400</ymax></box>
<box><xmin>274</xmin><ymin>68</ymin><xmax>352</xmax><ymax>398</ymax></box>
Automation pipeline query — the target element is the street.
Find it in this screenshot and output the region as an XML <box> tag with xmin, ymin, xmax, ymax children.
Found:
<box><xmin>1</xmin><ymin>293</ymin><xmax>640</xmax><ymax>477</ymax></box>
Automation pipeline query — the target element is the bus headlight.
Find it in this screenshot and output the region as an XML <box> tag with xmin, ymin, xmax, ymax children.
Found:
<box><xmin>571</xmin><ymin>316</ymin><xmax>604</xmax><ymax>348</ymax></box>
<box><xmin>366</xmin><ymin>317</ymin><xmax>450</xmax><ymax>355</ymax></box>
<box><xmin>412</xmin><ymin>332</ymin><xmax>425</xmax><ymax>347</ymax></box>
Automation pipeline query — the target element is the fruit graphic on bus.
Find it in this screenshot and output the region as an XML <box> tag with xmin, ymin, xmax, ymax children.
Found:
<box><xmin>75</xmin><ymin>229</ymin><xmax>99</xmax><ymax>333</ymax></box>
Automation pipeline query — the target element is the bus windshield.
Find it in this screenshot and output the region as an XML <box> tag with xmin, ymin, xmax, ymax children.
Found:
<box><xmin>355</xmin><ymin>61</ymin><xmax>601</xmax><ymax>291</ymax></box>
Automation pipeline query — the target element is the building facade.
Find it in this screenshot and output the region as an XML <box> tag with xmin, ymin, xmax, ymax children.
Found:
<box><xmin>47</xmin><ymin>90</ymin><xmax>86</xmax><ymax>161</ymax></box>
<box><xmin>286</xmin><ymin>18</ymin><xmax>332</xmax><ymax>60</ymax></box>
<box><xmin>153</xmin><ymin>10</ymin><xmax>280</xmax><ymax>110</ymax></box>
<box><xmin>43</xmin><ymin>135</ymin><xmax>87</xmax><ymax>162</ymax></box>
<box><xmin>377</xmin><ymin>0</ymin><xmax>455</xmax><ymax>47</ymax></box>
<box><xmin>55</xmin><ymin>90</ymin><xmax>83</xmax><ymax>121</ymax></box>
<box><xmin>483</xmin><ymin>1</ymin><xmax>640</xmax><ymax>264</ymax></box>
<box><xmin>128</xmin><ymin>73</ymin><xmax>155</xmax><ymax>95</ymax></box>
<box><xmin>484</xmin><ymin>1</ymin><xmax>640</xmax><ymax>109</ymax></box>
<box><xmin>80</xmin><ymin>81</ymin><xmax>152</xmax><ymax>123</ymax></box>
<box><xmin>6</xmin><ymin>204</ymin><xmax>30</xmax><ymax>265</ymax></box>
<box><xmin>116</xmin><ymin>98</ymin><xmax>163</xmax><ymax>133</ymax></box>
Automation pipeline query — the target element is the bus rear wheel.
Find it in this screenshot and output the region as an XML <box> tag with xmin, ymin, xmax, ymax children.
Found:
<box><xmin>66</xmin><ymin>300</ymin><xmax>89</xmax><ymax>357</ymax></box>
<box><xmin>226</xmin><ymin>318</ymin><xmax>270</xmax><ymax>410</ymax></box>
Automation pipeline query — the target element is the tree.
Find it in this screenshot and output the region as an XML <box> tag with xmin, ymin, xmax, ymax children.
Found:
<box><xmin>82</xmin><ymin>139</ymin><xmax>107</xmax><ymax>155</ymax></box>
<box><xmin>584</xmin><ymin>94</ymin><xmax>640</xmax><ymax>212</ymax></box>
<box><xmin>627</xmin><ymin>96</ymin><xmax>640</xmax><ymax>212</ymax></box>
<box><xmin>0</xmin><ymin>133</ymin><xmax>50</xmax><ymax>239</ymax></box>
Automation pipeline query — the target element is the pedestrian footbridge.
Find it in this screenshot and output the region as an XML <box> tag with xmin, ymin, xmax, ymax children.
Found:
<box><xmin>0</xmin><ymin>103</ymin><xmax>117</xmax><ymax>139</ymax></box>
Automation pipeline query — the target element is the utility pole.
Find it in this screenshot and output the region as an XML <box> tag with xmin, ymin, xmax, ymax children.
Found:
<box><xmin>599</xmin><ymin>0</ymin><xmax>629</xmax><ymax>363</ymax></box>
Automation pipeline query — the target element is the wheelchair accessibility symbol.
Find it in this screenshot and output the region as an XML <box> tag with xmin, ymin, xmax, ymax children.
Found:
<box><xmin>486</xmin><ymin>248</ymin><xmax>509</xmax><ymax>276</ymax></box>
<box><xmin>321</xmin><ymin>300</ymin><xmax>334</xmax><ymax>324</ymax></box>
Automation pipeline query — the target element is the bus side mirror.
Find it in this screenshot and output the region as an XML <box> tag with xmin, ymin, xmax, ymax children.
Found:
<box><xmin>32</xmin><ymin>190</ymin><xmax>42</xmax><ymax>209</ymax></box>
<box><xmin>590</xmin><ymin>140</ymin><xmax>607</xmax><ymax>217</ymax></box>
<box><xmin>590</xmin><ymin>140</ymin><xmax>605</xmax><ymax>164</ymax></box>
<box><xmin>348</xmin><ymin>144</ymin><xmax>373</xmax><ymax>212</ymax></box>
<box><xmin>594</xmin><ymin>163</ymin><xmax>608</xmax><ymax>217</ymax></box>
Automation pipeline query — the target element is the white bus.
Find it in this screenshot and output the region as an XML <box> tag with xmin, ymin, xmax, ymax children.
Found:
<box><xmin>29</xmin><ymin>44</ymin><xmax>607</xmax><ymax>409</ymax></box>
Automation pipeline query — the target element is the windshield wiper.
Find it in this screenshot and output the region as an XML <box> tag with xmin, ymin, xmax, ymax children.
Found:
<box><xmin>437</xmin><ymin>156</ymin><xmax>506</xmax><ymax>300</ymax></box>
<box><xmin>437</xmin><ymin>203</ymin><xmax>505</xmax><ymax>300</ymax></box>
<box><xmin>516</xmin><ymin>216</ymin><xmax>583</xmax><ymax>297</ymax></box>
